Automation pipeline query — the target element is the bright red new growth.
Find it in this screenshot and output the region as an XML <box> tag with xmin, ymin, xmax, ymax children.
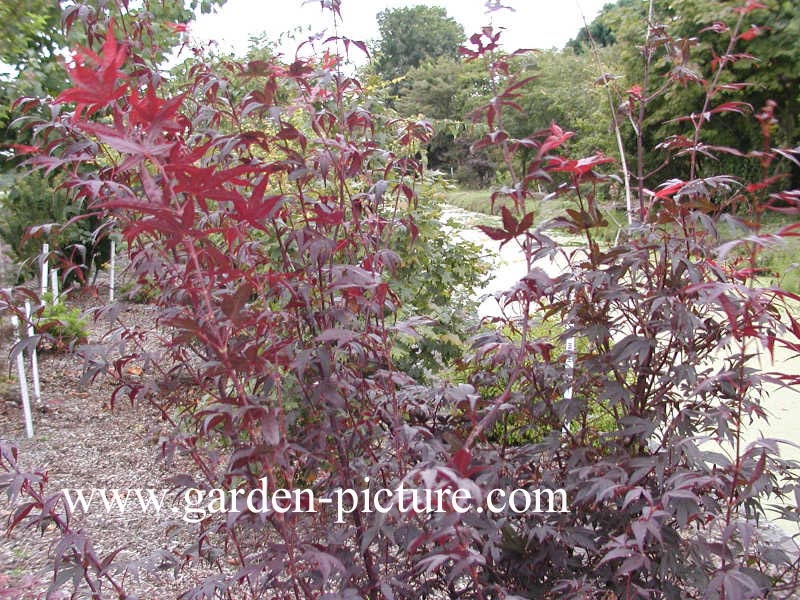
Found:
<box><xmin>548</xmin><ymin>152</ymin><xmax>615</xmax><ymax>176</ymax></box>
<box><xmin>165</xmin><ymin>22</ymin><xmax>189</xmax><ymax>33</ymax></box>
<box><xmin>55</xmin><ymin>21</ymin><xmax>128</xmax><ymax>122</ymax></box>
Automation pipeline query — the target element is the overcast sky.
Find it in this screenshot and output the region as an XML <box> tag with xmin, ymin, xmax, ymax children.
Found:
<box><xmin>189</xmin><ymin>0</ymin><xmax>610</xmax><ymax>60</ymax></box>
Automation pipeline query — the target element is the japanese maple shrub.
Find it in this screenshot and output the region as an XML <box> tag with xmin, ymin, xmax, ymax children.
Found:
<box><xmin>1</xmin><ymin>1</ymin><xmax>800</xmax><ymax>599</ymax></box>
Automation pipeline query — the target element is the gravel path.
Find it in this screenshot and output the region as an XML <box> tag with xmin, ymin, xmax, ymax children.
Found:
<box><xmin>1</xmin><ymin>291</ymin><xmax>211</xmax><ymax>598</ymax></box>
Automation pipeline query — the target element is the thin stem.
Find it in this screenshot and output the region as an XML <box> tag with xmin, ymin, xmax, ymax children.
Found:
<box><xmin>636</xmin><ymin>0</ymin><xmax>656</xmax><ymax>218</ymax></box>
<box><xmin>579</xmin><ymin>5</ymin><xmax>635</xmax><ymax>226</ymax></box>
<box><xmin>689</xmin><ymin>12</ymin><xmax>746</xmax><ymax>181</ymax></box>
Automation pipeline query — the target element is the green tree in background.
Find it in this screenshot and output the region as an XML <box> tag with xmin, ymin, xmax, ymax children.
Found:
<box><xmin>393</xmin><ymin>47</ymin><xmax>617</xmax><ymax>189</ymax></box>
<box><xmin>393</xmin><ymin>56</ymin><xmax>494</xmax><ymax>183</ymax></box>
<box><xmin>565</xmin><ymin>0</ymin><xmax>634</xmax><ymax>53</ymax></box>
<box><xmin>373</xmin><ymin>5</ymin><xmax>465</xmax><ymax>82</ymax></box>
<box><xmin>506</xmin><ymin>50</ymin><xmax>616</xmax><ymax>169</ymax></box>
<box><xmin>372</xmin><ymin>6</ymin><xmax>475</xmax><ymax>184</ymax></box>
<box><xmin>0</xmin><ymin>0</ymin><xmax>220</xmax><ymax>135</ymax></box>
<box><xmin>0</xmin><ymin>1</ymin><xmax>70</xmax><ymax>153</ymax></box>
<box><xmin>394</xmin><ymin>57</ymin><xmax>487</xmax><ymax>121</ymax></box>
<box><xmin>0</xmin><ymin>0</ymin><xmax>63</xmax><ymax>71</ymax></box>
<box><xmin>667</xmin><ymin>0</ymin><xmax>800</xmax><ymax>146</ymax></box>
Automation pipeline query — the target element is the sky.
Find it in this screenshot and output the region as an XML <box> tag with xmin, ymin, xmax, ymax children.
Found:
<box><xmin>189</xmin><ymin>0</ymin><xmax>610</xmax><ymax>60</ymax></box>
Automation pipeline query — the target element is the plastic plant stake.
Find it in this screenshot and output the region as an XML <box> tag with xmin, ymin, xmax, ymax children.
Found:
<box><xmin>109</xmin><ymin>240</ymin><xmax>116</xmax><ymax>302</ymax></box>
<box><xmin>51</xmin><ymin>268</ymin><xmax>58</xmax><ymax>300</ymax></box>
<box><xmin>564</xmin><ymin>336</ymin><xmax>575</xmax><ymax>401</ymax></box>
<box><xmin>24</xmin><ymin>301</ymin><xmax>42</xmax><ymax>406</ymax></box>
<box><xmin>562</xmin><ymin>335</ymin><xmax>576</xmax><ymax>435</ymax></box>
<box><xmin>10</xmin><ymin>315</ymin><xmax>34</xmax><ymax>438</ymax></box>
<box><xmin>50</xmin><ymin>268</ymin><xmax>59</xmax><ymax>303</ymax></box>
<box><xmin>40</xmin><ymin>243</ymin><xmax>49</xmax><ymax>299</ymax></box>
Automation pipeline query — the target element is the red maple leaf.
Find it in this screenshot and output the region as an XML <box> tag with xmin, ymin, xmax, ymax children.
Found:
<box><xmin>738</xmin><ymin>25</ymin><xmax>766</xmax><ymax>41</ymax></box>
<box><xmin>55</xmin><ymin>21</ymin><xmax>128</xmax><ymax>122</ymax></box>
<box><xmin>733</xmin><ymin>0</ymin><xmax>767</xmax><ymax>14</ymax></box>
<box><xmin>626</xmin><ymin>84</ymin><xmax>644</xmax><ymax>100</ymax></box>
<box><xmin>129</xmin><ymin>86</ymin><xmax>186</xmax><ymax>137</ymax></box>
<box><xmin>548</xmin><ymin>152</ymin><xmax>614</xmax><ymax>176</ymax></box>
<box><xmin>536</xmin><ymin>122</ymin><xmax>575</xmax><ymax>159</ymax></box>
<box><xmin>653</xmin><ymin>179</ymin><xmax>685</xmax><ymax>199</ymax></box>
<box><xmin>8</xmin><ymin>144</ymin><xmax>39</xmax><ymax>155</ymax></box>
<box><xmin>165</xmin><ymin>22</ymin><xmax>189</xmax><ymax>33</ymax></box>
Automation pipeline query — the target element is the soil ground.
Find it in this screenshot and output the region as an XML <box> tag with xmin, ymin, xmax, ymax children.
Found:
<box><xmin>0</xmin><ymin>290</ymin><xmax>211</xmax><ymax>599</ymax></box>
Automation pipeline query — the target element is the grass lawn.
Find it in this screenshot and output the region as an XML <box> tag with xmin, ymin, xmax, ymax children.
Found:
<box><xmin>442</xmin><ymin>186</ymin><xmax>627</xmax><ymax>243</ymax></box>
<box><xmin>443</xmin><ymin>186</ymin><xmax>800</xmax><ymax>294</ymax></box>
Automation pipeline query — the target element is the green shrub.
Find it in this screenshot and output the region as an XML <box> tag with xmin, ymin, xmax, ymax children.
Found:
<box><xmin>0</xmin><ymin>170</ymin><xmax>112</xmax><ymax>285</ymax></box>
<box><xmin>385</xmin><ymin>180</ymin><xmax>488</xmax><ymax>380</ymax></box>
<box><xmin>0</xmin><ymin>171</ymin><xmax>70</xmax><ymax>281</ymax></box>
<box><xmin>36</xmin><ymin>295</ymin><xmax>88</xmax><ymax>351</ymax></box>
<box><xmin>119</xmin><ymin>277</ymin><xmax>160</xmax><ymax>304</ymax></box>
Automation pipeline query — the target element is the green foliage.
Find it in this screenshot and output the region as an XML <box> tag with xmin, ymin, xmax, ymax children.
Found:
<box><xmin>373</xmin><ymin>5</ymin><xmax>465</xmax><ymax>82</ymax></box>
<box><xmin>387</xmin><ymin>185</ymin><xmax>488</xmax><ymax>380</ymax></box>
<box><xmin>666</xmin><ymin>0</ymin><xmax>800</xmax><ymax>163</ymax></box>
<box><xmin>391</xmin><ymin>56</ymin><xmax>489</xmax><ymax>186</ymax></box>
<box><xmin>0</xmin><ymin>2</ymin><xmax>227</xmax><ymax>284</ymax></box>
<box><xmin>395</xmin><ymin>57</ymin><xmax>489</xmax><ymax>121</ymax></box>
<box><xmin>761</xmin><ymin>239</ymin><xmax>800</xmax><ymax>294</ymax></box>
<box><xmin>394</xmin><ymin>49</ymin><xmax>619</xmax><ymax>189</ymax></box>
<box><xmin>509</xmin><ymin>50</ymin><xmax>617</xmax><ymax>161</ymax></box>
<box><xmin>474</xmin><ymin>319</ymin><xmax>617</xmax><ymax>448</ymax></box>
<box><xmin>565</xmin><ymin>10</ymin><xmax>620</xmax><ymax>53</ymax></box>
<box><xmin>726</xmin><ymin>212</ymin><xmax>800</xmax><ymax>294</ymax></box>
<box><xmin>492</xmin><ymin>397</ymin><xmax>617</xmax><ymax>447</ymax></box>
<box><xmin>443</xmin><ymin>186</ymin><xmax>625</xmax><ymax>243</ymax></box>
<box><xmin>0</xmin><ymin>0</ymin><xmax>225</xmax><ymax>75</ymax></box>
<box><xmin>446</xmin><ymin>135</ymin><xmax>498</xmax><ymax>188</ymax></box>
<box><xmin>36</xmin><ymin>295</ymin><xmax>89</xmax><ymax>350</ymax></box>
<box><xmin>119</xmin><ymin>277</ymin><xmax>160</xmax><ymax>304</ymax></box>
<box><xmin>443</xmin><ymin>188</ymin><xmax>513</xmax><ymax>215</ymax></box>
<box><xmin>392</xmin><ymin>57</ymin><xmax>495</xmax><ymax>185</ymax></box>
<box><xmin>0</xmin><ymin>171</ymin><xmax>71</xmax><ymax>281</ymax></box>
<box><xmin>0</xmin><ymin>0</ymin><xmax>223</xmax><ymax>137</ymax></box>
<box><xmin>0</xmin><ymin>171</ymin><xmax>111</xmax><ymax>283</ymax></box>
<box><xmin>570</xmin><ymin>0</ymin><xmax>800</xmax><ymax>184</ymax></box>
<box><xmin>0</xmin><ymin>0</ymin><xmax>63</xmax><ymax>71</ymax></box>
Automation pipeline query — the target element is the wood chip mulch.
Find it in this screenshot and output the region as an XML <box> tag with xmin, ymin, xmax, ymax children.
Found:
<box><xmin>1</xmin><ymin>291</ymin><xmax>213</xmax><ymax>599</ymax></box>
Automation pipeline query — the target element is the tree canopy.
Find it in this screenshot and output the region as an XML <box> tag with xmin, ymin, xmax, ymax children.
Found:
<box><xmin>373</xmin><ymin>5</ymin><xmax>465</xmax><ymax>82</ymax></box>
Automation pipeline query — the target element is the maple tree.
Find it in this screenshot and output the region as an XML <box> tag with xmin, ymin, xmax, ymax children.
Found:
<box><xmin>569</xmin><ymin>0</ymin><xmax>800</xmax><ymax>186</ymax></box>
<box><xmin>1</xmin><ymin>1</ymin><xmax>800</xmax><ymax>599</ymax></box>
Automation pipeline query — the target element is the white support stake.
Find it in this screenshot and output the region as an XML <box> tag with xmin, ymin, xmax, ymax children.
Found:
<box><xmin>40</xmin><ymin>243</ymin><xmax>49</xmax><ymax>299</ymax></box>
<box><xmin>50</xmin><ymin>268</ymin><xmax>59</xmax><ymax>304</ymax></box>
<box><xmin>24</xmin><ymin>302</ymin><xmax>42</xmax><ymax>406</ymax></box>
<box><xmin>564</xmin><ymin>336</ymin><xmax>576</xmax><ymax>401</ymax></box>
<box><xmin>563</xmin><ymin>335</ymin><xmax>576</xmax><ymax>436</ymax></box>
<box><xmin>109</xmin><ymin>240</ymin><xmax>116</xmax><ymax>302</ymax></box>
<box><xmin>10</xmin><ymin>316</ymin><xmax>34</xmax><ymax>438</ymax></box>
